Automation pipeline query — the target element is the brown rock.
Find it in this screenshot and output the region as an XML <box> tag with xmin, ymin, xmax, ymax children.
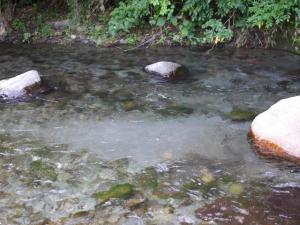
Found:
<box><xmin>124</xmin><ymin>198</ymin><xmax>145</xmax><ymax>209</ymax></box>
<box><xmin>195</xmin><ymin>187</ymin><xmax>300</xmax><ymax>225</ymax></box>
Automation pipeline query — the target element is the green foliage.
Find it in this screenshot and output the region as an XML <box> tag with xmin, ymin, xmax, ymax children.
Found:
<box><xmin>247</xmin><ymin>0</ymin><xmax>297</xmax><ymax>29</ymax></box>
<box><xmin>217</xmin><ymin>0</ymin><xmax>247</xmax><ymax>17</ymax></box>
<box><xmin>126</xmin><ymin>33</ymin><xmax>139</xmax><ymax>45</ymax></box>
<box><xmin>36</xmin><ymin>15</ymin><xmax>53</xmax><ymax>37</ymax></box>
<box><xmin>182</xmin><ymin>0</ymin><xmax>212</xmax><ymax>24</ymax></box>
<box><xmin>3</xmin><ymin>0</ymin><xmax>300</xmax><ymax>47</ymax></box>
<box><xmin>12</xmin><ymin>18</ymin><xmax>26</xmax><ymax>33</ymax></box>
<box><xmin>202</xmin><ymin>19</ymin><xmax>233</xmax><ymax>44</ymax></box>
<box><xmin>37</xmin><ymin>24</ymin><xmax>52</xmax><ymax>37</ymax></box>
<box><xmin>22</xmin><ymin>32</ymin><xmax>31</xmax><ymax>43</ymax></box>
<box><xmin>12</xmin><ymin>18</ymin><xmax>32</xmax><ymax>43</ymax></box>
<box><xmin>108</xmin><ymin>0</ymin><xmax>150</xmax><ymax>35</ymax></box>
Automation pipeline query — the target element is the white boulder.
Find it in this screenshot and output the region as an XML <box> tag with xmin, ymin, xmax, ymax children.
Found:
<box><xmin>145</xmin><ymin>61</ymin><xmax>186</xmax><ymax>79</ymax></box>
<box><xmin>250</xmin><ymin>96</ymin><xmax>300</xmax><ymax>163</ymax></box>
<box><xmin>0</xmin><ymin>70</ymin><xmax>41</xmax><ymax>99</ymax></box>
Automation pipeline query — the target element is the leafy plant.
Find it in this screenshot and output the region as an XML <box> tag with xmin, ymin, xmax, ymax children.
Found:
<box><xmin>182</xmin><ymin>0</ymin><xmax>212</xmax><ymax>24</ymax></box>
<box><xmin>12</xmin><ymin>18</ymin><xmax>26</xmax><ymax>32</ymax></box>
<box><xmin>36</xmin><ymin>15</ymin><xmax>53</xmax><ymax>37</ymax></box>
<box><xmin>217</xmin><ymin>0</ymin><xmax>247</xmax><ymax>17</ymax></box>
<box><xmin>22</xmin><ymin>32</ymin><xmax>31</xmax><ymax>43</ymax></box>
<box><xmin>247</xmin><ymin>0</ymin><xmax>296</xmax><ymax>29</ymax></box>
<box><xmin>108</xmin><ymin>0</ymin><xmax>150</xmax><ymax>34</ymax></box>
<box><xmin>202</xmin><ymin>19</ymin><xmax>233</xmax><ymax>44</ymax></box>
<box><xmin>126</xmin><ymin>33</ymin><xmax>139</xmax><ymax>45</ymax></box>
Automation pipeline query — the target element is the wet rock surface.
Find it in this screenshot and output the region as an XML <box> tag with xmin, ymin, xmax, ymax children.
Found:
<box><xmin>251</xmin><ymin>96</ymin><xmax>300</xmax><ymax>164</ymax></box>
<box><xmin>145</xmin><ymin>61</ymin><xmax>187</xmax><ymax>79</ymax></box>
<box><xmin>0</xmin><ymin>70</ymin><xmax>41</xmax><ymax>99</ymax></box>
<box><xmin>195</xmin><ymin>186</ymin><xmax>300</xmax><ymax>225</ymax></box>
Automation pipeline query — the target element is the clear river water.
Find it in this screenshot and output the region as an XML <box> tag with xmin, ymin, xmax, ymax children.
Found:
<box><xmin>0</xmin><ymin>43</ymin><xmax>300</xmax><ymax>225</ymax></box>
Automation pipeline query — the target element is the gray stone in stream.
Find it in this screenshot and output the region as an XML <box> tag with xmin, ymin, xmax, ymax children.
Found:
<box><xmin>0</xmin><ymin>70</ymin><xmax>41</xmax><ymax>99</ymax></box>
<box><xmin>145</xmin><ymin>61</ymin><xmax>187</xmax><ymax>79</ymax></box>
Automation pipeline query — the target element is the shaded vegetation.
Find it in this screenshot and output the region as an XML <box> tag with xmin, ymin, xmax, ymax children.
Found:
<box><xmin>0</xmin><ymin>0</ymin><xmax>299</xmax><ymax>49</ymax></box>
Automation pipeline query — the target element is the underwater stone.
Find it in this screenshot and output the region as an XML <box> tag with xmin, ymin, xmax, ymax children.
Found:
<box><xmin>0</xmin><ymin>70</ymin><xmax>41</xmax><ymax>99</ymax></box>
<box><xmin>30</xmin><ymin>160</ymin><xmax>57</xmax><ymax>181</ymax></box>
<box><xmin>144</xmin><ymin>61</ymin><xmax>187</xmax><ymax>79</ymax></box>
<box><xmin>157</xmin><ymin>105</ymin><xmax>193</xmax><ymax>117</ymax></box>
<box><xmin>124</xmin><ymin>197</ymin><xmax>145</xmax><ymax>209</ymax></box>
<box><xmin>95</xmin><ymin>183</ymin><xmax>134</xmax><ymax>203</ymax></box>
<box><xmin>229</xmin><ymin>108</ymin><xmax>257</xmax><ymax>121</ymax></box>
<box><xmin>136</xmin><ymin>167</ymin><xmax>158</xmax><ymax>189</ymax></box>
<box><xmin>199</xmin><ymin>169</ymin><xmax>215</xmax><ymax>184</ymax></box>
<box><xmin>178</xmin><ymin>215</ymin><xmax>195</xmax><ymax>225</ymax></box>
<box><xmin>228</xmin><ymin>183</ymin><xmax>244</xmax><ymax>196</ymax></box>
<box><xmin>195</xmin><ymin>187</ymin><xmax>300</xmax><ymax>224</ymax></box>
<box><xmin>250</xmin><ymin>96</ymin><xmax>300</xmax><ymax>164</ymax></box>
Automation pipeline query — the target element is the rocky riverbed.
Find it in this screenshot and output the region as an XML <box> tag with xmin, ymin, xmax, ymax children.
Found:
<box><xmin>0</xmin><ymin>44</ymin><xmax>300</xmax><ymax>224</ymax></box>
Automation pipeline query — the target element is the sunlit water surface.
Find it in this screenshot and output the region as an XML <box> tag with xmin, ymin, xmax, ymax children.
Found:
<box><xmin>0</xmin><ymin>44</ymin><xmax>300</xmax><ymax>224</ymax></box>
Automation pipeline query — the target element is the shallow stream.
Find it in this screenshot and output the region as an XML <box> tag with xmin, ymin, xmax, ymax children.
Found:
<box><xmin>0</xmin><ymin>44</ymin><xmax>300</xmax><ymax>224</ymax></box>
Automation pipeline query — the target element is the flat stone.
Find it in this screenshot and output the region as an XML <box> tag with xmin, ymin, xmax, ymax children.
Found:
<box><xmin>0</xmin><ymin>70</ymin><xmax>41</xmax><ymax>99</ymax></box>
<box><xmin>250</xmin><ymin>96</ymin><xmax>300</xmax><ymax>164</ymax></box>
<box><xmin>145</xmin><ymin>61</ymin><xmax>187</xmax><ymax>79</ymax></box>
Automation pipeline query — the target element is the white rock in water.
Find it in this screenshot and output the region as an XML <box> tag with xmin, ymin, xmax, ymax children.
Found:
<box><xmin>145</xmin><ymin>61</ymin><xmax>185</xmax><ymax>79</ymax></box>
<box><xmin>250</xmin><ymin>96</ymin><xmax>300</xmax><ymax>163</ymax></box>
<box><xmin>0</xmin><ymin>70</ymin><xmax>41</xmax><ymax>99</ymax></box>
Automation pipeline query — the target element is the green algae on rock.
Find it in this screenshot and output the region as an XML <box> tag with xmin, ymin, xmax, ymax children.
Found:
<box><xmin>229</xmin><ymin>108</ymin><xmax>257</xmax><ymax>121</ymax></box>
<box><xmin>30</xmin><ymin>160</ymin><xmax>57</xmax><ymax>181</ymax></box>
<box><xmin>228</xmin><ymin>183</ymin><xmax>244</xmax><ymax>197</ymax></box>
<box><xmin>156</xmin><ymin>105</ymin><xmax>194</xmax><ymax>117</ymax></box>
<box><xmin>135</xmin><ymin>167</ymin><xmax>158</xmax><ymax>189</ymax></box>
<box><xmin>95</xmin><ymin>183</ymin><xmax>134</xmax><ymax>203</ymax></box>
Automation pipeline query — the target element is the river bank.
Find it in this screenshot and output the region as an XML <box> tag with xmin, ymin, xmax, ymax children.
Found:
<box><xmin>0</xmin><ymin>4</ymin><xmax>299</xmax><ymax>53</ymax></box>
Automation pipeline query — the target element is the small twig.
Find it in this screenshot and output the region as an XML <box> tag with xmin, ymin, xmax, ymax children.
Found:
<box><xmin>205</xmin><ymin>43</ymin><xmax>216</xmax><ymax>55</ymax></box>
<box><xmin>224</xmin><ymin>12</ymin><xmax>235</xmax><ymax>29</ymax></box>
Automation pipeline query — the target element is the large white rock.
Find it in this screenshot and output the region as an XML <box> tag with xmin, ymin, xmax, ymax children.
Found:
<box><xmin>145</xmin><ymin>61</ymin><xmax>186</xmax><ymax>79</ymax></box>
<box><xmin>0</xmin><ymin>70</ymin><xmax>41</xmax><ymax>99</ymax></box>
<box><xmin>250</xmin><ymin>96</ymin><xmax>300</xmax><ymax>163</ymax></box>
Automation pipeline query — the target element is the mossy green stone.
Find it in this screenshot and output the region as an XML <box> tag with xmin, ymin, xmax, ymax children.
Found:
<box><xmin>229</xmin><ymin>108</ymin><xmax>257</xmax><ymax>121</ymax></box>
<box><xmin>95</xmin><ymin>183</ymin><xmax>134</xmax><ymax>202</ymax></box>
<box><xmin>182</xmin><ymin>181</ymin><xmax>199</xmax><ymax>190</ymax></box>
<box><xmin>199</xmin><ymin>179</ymin><xmax>219</xmax><ymax>193</ymax></box>
<box><xmin>136</xmin><ymin>167</ymin><xmax>158</xmax><ymax>189</ymax></box>
<box><xmin>30</xmin><ymin>160</ymin><xmax>57</xmax><ymax>180</ymax></box>
<box><xmin>228</xmin><ymin>183</ymin><xmax>244</xmax><ymax>196</ymax></box>
<box><xmin>157</xmin><ymin>105</ymin><xmax>193</xmax><ymax>117</ymax></box>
